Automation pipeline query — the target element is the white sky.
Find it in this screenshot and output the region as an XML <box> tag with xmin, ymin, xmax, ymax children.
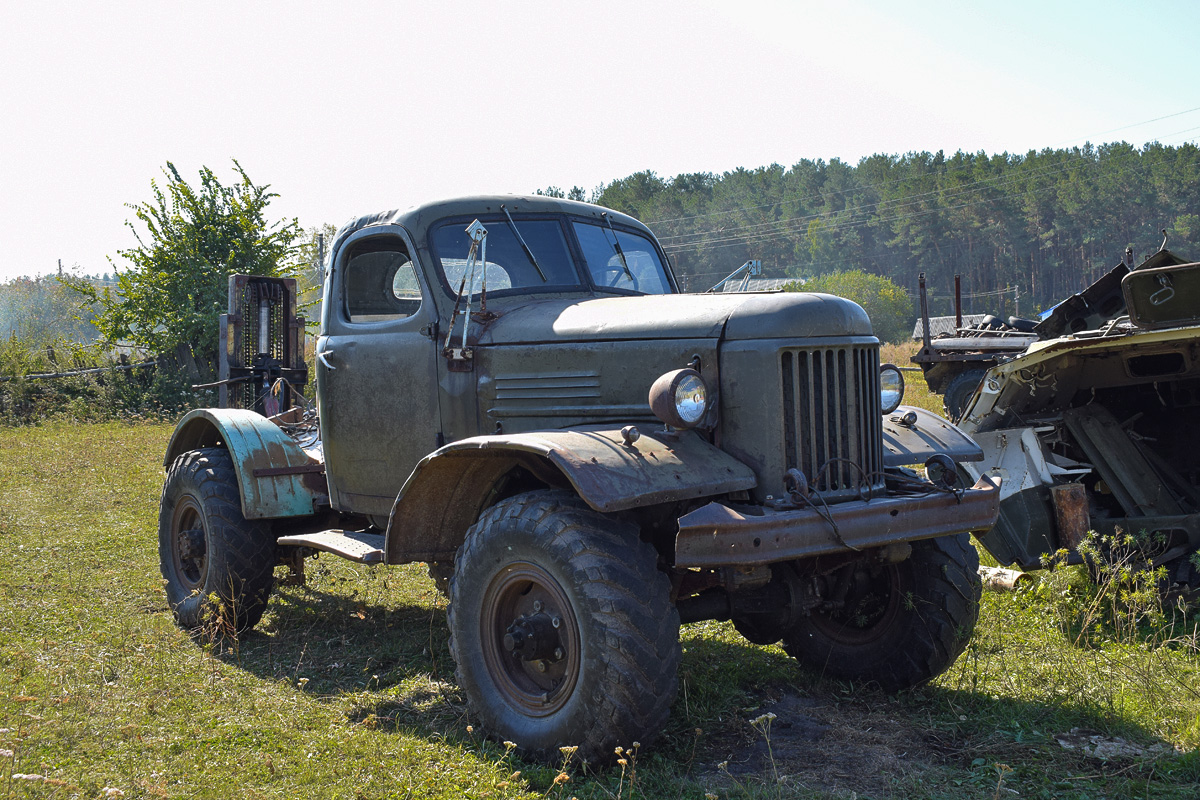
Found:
<box><xmin>2</xmin><ymin>0</ymin><xmax>1199</xmax><ymax>281</ymax></box>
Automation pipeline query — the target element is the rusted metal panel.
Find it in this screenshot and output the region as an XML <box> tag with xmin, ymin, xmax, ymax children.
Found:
<box><xmin>419</xmin><ymin>427</ymin><xmax>756</xmax><ymax>514</ymax></box>
<box><xmin>164</xmin><ymin>409</ymin><xmax>325</xmax><ymax>520</ymax></box>
<box><xmin>1049</xmin><ymin>482</ymin><xmax>1090</xmax><ymax>550</ymax></box>
<box><xmin>382</xmin><ymin>427</ymin><xmax>759</xmax><ymax>564</ymax></box>
<box><xmin>1123</xmin><ymin>261</ymin><xmax>1200</xmax><ymax>330</ymax></box>
<box><xmin>673</xmin><ymin>475</ymin><xmax>999</xmax><ymax>568</ymax></box>
<box><xmin>881</xmin><ymin>406</ymin><xmax>984</xmax><ymax>466</ymax></box>
<box><xmin>1062</xmin><ymin>405</ymin><xmax>1185</xmax><ymax>518</ymax></box>
<box><xmin>385</xmin><ymin>452</ymin><xmax>524</xmax><ymax>563</ymax></box>
<box><xmin>959</xmin><ymin>325</ymin><xmax>1200</xmax><ymax>434</ymax></box>
<box><xmin>537</xmin><ymin>428</ymin><xmax>758</xmax><ymax>512</ymax></box>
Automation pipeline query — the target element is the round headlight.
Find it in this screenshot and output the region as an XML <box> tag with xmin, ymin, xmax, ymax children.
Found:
<box><xmin>649</xmin><ymin>368</ymin><xmax>709</xmax><ymax>429</ymax></box>
<box><xmin>880</xmin><ymin>363</ymin><xmax>905</xmax><ymax>414</ymax></box>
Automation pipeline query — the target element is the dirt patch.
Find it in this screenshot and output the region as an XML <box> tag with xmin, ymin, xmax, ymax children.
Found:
<box><xmin>703</xmin><ymin>690</ymin><xmax>958</xmax><ymax>798</ymax></box>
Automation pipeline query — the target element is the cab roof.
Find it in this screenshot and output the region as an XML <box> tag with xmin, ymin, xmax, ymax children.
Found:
<box><xmin>329</xmin><ymin>195</ymin><xmax>651</xmax><ymax>259</ymax></box>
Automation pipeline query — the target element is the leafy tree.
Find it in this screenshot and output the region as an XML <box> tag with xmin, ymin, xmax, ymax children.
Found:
<box><xmin>787</xmin><ymin>270</ymin><xmax>912</xmax><ymax>343</ymax></box>
<box><xmin>70</xmin><ymin>161</ymin><xmax>302</xmax><ymax>379</ymax></box>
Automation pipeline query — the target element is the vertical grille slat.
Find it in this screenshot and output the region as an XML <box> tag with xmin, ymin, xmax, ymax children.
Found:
<box><xmin>780</xmin><ymin>344</ymin><xmax>884</xmax><ymax>501</ymax></box>
<box><xmin>804</xmin><ymin>352</ymin><xmax>818</xmax><ymax>478</ymax></box>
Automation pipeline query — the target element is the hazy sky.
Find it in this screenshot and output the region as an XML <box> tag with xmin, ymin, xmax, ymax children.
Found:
<box><xmin>3</xmin><ymin>0</ymin><xmax>1199</xmax><ymax>281</ymax></box>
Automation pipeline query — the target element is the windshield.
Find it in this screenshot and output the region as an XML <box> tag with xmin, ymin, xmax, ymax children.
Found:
<box><xmin>430</xmin><ymin>214</ymin><xmax>674</xmax><ymax>298</ymax></box>
<box><xmin>431</xmin><ymin>218</ymin><xmax>580</xmax><ymax>295</ymax></box>
<box><xmin>572</xmin><ymin>221</ymin><xmax>672</xmax><ymax>294</ymax></box>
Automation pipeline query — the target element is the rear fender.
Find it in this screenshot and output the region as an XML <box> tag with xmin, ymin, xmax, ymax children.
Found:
<box><xmin>384</xmin><ymin>426</ymin><xmax>757</xmax><ymax>564</ymax></box>
<box><xmin>163</xmin><ymin>408</ymin><xmax>326</xmax><ymax>520</ymax></box>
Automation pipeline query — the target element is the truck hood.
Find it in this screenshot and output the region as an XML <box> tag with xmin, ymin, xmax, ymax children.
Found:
<box><xmin>475</xmin><ymin>291</ymin><xmax>873</xmax><ymax>345</ymax></box>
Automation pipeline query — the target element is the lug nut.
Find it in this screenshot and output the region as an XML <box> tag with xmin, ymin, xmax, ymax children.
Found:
<box><xmin>553</xmin><ymin>647</ymin><xmax>564</xmax><ymax>660</ymax></box>
<box><xmin>551</xmin><ymin>616</ymin><xmax>561</xmax><ymax>628</ymax></box>
<box><xmin>535</xmin><ymin>660</ymin><xmax>547</xmax><ymax>673</ymax></box>
<box><xmin>532</xmin><ymin>600</ymin><xmax>543</xmax><ymax>612</ymax></box>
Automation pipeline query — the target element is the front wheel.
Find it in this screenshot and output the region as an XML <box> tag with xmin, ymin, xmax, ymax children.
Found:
<box><xmin>159</xmin><ymin>448</ymin><xmax>276</xmax><ymax>636</ymax></box>
<box><xmin>447</xmin><ymin>490</ymin><xmax>680</xmax><ymax>763</ymax></box>
<box><xmin>782</xmin><ymin>534</ymin><xmax>981</xmax><ymax>690</ymax></box>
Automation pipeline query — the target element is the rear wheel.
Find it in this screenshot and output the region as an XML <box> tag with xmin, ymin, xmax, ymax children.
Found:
<box><xmin>448</xmin><ymin>490</ymin><xmax>680</xmax><ymax>763</ymax></box>
<box><xmin>159</xmin><ymin>448</ymin><xmax>275</xmax><ymax>636</ymax></box>
<box><xmin>782</xmin><ymin>534</ymin><xmax>980</xmax><ymax>690</ymax></box>
<box><xmin>942</xmin><ymin>368</ymin><xmax>988</xmax><ymax>422</ymax></box>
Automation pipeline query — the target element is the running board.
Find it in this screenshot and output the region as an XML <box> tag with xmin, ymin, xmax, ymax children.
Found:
<box><xmin>276</xmin><ymin>530</ymin><xmax>384</xmax><ymax>564</ymax></box>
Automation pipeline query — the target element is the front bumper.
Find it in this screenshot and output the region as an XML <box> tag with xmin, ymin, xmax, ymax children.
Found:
<box><xmin>674</xmin><ymin>475</ymin><xmax>1000</xmax><ymax>568</ymax></box>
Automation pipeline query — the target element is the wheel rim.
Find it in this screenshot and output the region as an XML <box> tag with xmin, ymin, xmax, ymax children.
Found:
<box><xmin>480</xmin><ymin>561</ymin><xmax>581</xmax><ymax>717</ymax></box>
<box><xmin>170</xmin><ymin>495</ymin><xmax>208</xmax><ymax>591</ymax></box>
<box><xmin>809</xmin><ymin>564</ymin><xmax>902</xmax><ymax>646</ymax></box>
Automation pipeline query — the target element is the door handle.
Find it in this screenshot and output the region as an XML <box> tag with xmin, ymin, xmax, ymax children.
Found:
<box><xmin>317</xmin><ymin>349</ymin><xmax>337</xmax><ymax>370</ymax></box>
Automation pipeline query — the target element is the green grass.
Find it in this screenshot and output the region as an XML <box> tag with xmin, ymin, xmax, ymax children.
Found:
<box><xmin>0</xmin><ymin>421</ymin><xmax>1197</xmax><ymax>799</ymax></box>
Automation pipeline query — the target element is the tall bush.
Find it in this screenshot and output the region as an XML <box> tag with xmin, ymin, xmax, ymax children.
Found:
<box><xmin>68</xmin><ymin>161</ymin><xmax>302</xmax><ymax>380</ymax></box>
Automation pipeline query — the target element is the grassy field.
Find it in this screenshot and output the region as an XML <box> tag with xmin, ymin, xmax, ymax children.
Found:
<box><xmin>1</xmin><ymin>372</ymin><xmax>1198</xmax><ymax>798</ymax></box>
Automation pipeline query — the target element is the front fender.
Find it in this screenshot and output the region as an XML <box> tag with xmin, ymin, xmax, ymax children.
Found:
<box><xmin>882</xmin><ymin>405</ymin><xmax>984</xmax><ymax>467</ymax></box>
<box><xmin>384</xmin><ymin>426</ymin><xmax>757</xmax><ymax>564</ymax></box>
<box><xmin>163</xmin><ymin>408</ymin><xmax>325</xmax><ymax>520</ymax></box>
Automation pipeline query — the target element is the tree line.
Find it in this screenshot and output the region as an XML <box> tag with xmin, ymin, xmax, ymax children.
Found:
<box><xmin>571</xmin><ymin>141</ymin><xmax>1200</xmax><ymax>318</ymax></box>
<box><xmin>8</xmin><ymin>140</ymin><xmax>1198</xmax><ymax>360</ymax></box>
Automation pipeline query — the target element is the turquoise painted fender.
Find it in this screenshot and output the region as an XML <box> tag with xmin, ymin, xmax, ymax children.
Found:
<box><xmin>163</xmin><ymin>408</ymin><xmax>325</xmax><ymax>520</ymax></box>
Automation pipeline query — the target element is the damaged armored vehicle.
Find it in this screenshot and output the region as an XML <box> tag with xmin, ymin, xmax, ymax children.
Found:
<box><xmin>957</xmin><ymin>247</ymin><xmax>1200</xmax><ymax>592</ymax></box>
<box><xmin>158</xmin><ymin>195</ymin><xmax>999</xmax><ymax>762</ymax></box>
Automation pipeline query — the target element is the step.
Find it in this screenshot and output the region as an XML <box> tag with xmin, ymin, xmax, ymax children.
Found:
<box><xmin>276</xmin><ymin>529</ymin><xmax>384</xmax><ymax>564</ymax></box>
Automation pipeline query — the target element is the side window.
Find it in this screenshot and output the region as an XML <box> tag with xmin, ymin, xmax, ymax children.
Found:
<box><xmin>343</xmin><ymin>241</ymin><xmax>423</xmax><ymax>323</ymax></box>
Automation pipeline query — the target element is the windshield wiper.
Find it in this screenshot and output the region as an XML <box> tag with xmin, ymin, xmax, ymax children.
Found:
<box><xmin>601</xmin><ymin>212</ymin><xmax>636</xmax><ymax>285</ymax></box>
<box><xmin>501</xmin><ymin>205</ymin><xmax>548</xmax><ymax>282</ymax></box>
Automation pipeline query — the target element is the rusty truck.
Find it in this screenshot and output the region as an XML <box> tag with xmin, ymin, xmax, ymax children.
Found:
<box><xmin>158</xmin><ymin>195</ymin><xmax>999</xmax><ymax>762</ymax></box>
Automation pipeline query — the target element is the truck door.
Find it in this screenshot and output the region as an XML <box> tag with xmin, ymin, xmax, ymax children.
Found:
<box><xmin>316</xmin><ymin>227</ymin><xmax>441</xmax><ymax>518</ymax></box>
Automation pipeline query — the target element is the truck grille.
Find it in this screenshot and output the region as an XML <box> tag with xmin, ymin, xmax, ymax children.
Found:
<box><xmin>780</xmin><ymin>346</ymin><xmax>885</xmax><ymax>501</ymax></box>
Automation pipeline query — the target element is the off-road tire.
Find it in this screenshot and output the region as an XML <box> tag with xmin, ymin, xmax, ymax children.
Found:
<box><xmin>942</xmin><ymin>368</ymin><xmax>988</xmax><ymax>422</ymax></box>
<box><xmin>447</xmin><ymin>490</ymin><xmax>680</xmax><ymax>763</ymax></box>
<box><xmin>159</xmin><ymin>448</ymin><xmax>276</xmax><ymax>637</ymax></box>
<box><xmin>782</xmin><ymin>533</ymin><xmax>981</xmax><ymax>691</ymax></box>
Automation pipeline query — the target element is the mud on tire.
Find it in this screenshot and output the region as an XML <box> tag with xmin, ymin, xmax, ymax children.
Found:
<box><xmin>782</xmin><ymin>533</ymin><xmax>981</xmax><ymax>691</ymax></box>
<box><xmin>447</xmin><ymin>490</ymin><xmax>680</xmax><ymax>763</ymax></box>
<box><xmin>159</xmin><ymin>448</ymin><xmax>276</xmax><ymax>636</ymax></box>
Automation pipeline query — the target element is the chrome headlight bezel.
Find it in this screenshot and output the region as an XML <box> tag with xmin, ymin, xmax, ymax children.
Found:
<box><xmin>880</xmin><ymin>363</ymin><xmax>905</xmax><ymax>414</ymax></box>
<box><xmin>649</xmin><ymin>368</ymin><xmax>708</xmax><ymax>429</ymax></box>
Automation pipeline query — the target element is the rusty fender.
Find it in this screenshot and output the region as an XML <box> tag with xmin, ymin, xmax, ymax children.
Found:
<box><xmin>164</xmin><ymin>408</ymin><xmax>326</xmax><ymax>520</ymax></box>
<box><xmin>384</xmin><ymin>426</ymin><xmax>757</xmax><ymax>564</ymax></box>
<box><xmin>673</xmin><ymin>475</ymin><xmax>1000</xmax><ymax>568</ymax></box>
